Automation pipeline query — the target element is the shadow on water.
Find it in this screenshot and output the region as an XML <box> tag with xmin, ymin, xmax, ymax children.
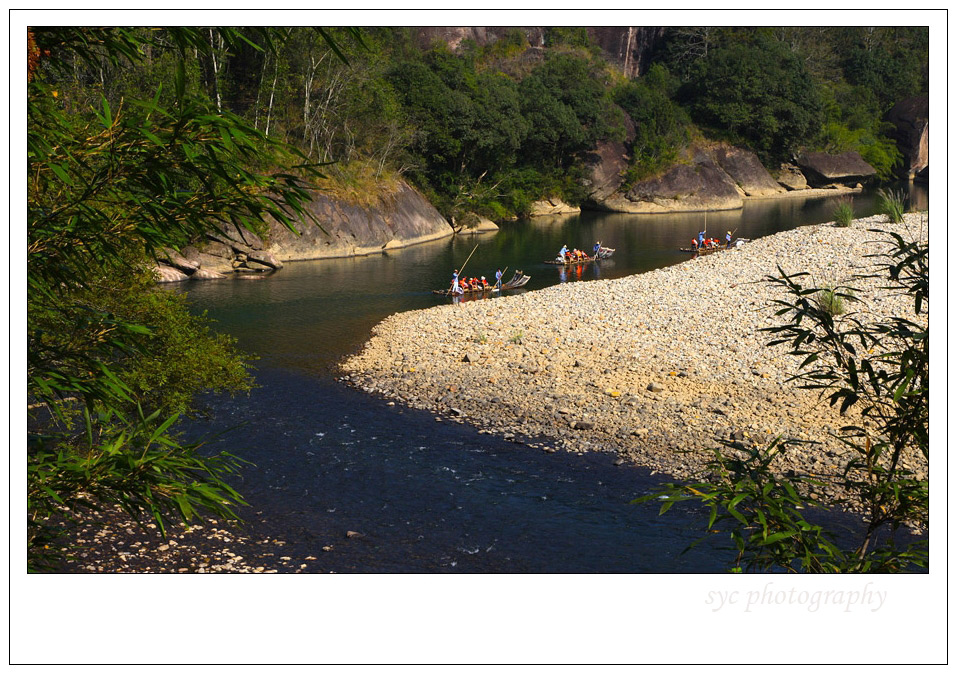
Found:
<box><xmin>187</xmin><ymin>369</ymin><xmax>739</xmax><ymax>572</ymax></box>
<box><xmin>178</xmin><ymin>183</ymin><xmax>926</xmax><ymax>572</ymax></box>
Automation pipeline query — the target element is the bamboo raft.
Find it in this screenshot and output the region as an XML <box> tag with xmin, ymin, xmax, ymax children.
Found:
<box><xmin>545</xmin><ymin>246</ymin><xmax>615</xmax><ymax>265</ymax></box>
<box><xmin>433</xmin><ymin>270</ymin><xmax>531</xmax><ymax>296</ymax></box>
<box><xmin>679</xmin><ymin>239</ymin><xmax>749</xmax><ymax>255</ymax></box>
<box><xmin>545</xmin><ymin>255</ymin><xmax>597</xmax><ymax>266</ymax></box>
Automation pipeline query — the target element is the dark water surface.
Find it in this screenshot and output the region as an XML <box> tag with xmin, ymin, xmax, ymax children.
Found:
<box><xmin>180</xmin><ymin>184</ymin><xmax>925</xmax><ymax>572</ymax></box>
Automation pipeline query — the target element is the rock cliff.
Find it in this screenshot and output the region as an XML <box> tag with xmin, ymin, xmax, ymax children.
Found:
<box><xmin>884</xmin><ymin>95</ymin><xmax>929</xmax><ymax>180</ymax></box>
<box><xmin>266</xmin><ymin>182</ymin><xmax>452</xmax><ymax>261</ymax></box>
<box><xmin>154</xmin><ymin>181</ymin><xmax>452</xmax><ymax>282</ymax></box>
<box><xmin>415</xmin><ymin>27</ymin><xmax>665</xmax><ymax>78</ymax></box>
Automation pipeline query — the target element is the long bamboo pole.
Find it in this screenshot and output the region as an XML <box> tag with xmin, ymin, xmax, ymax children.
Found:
<box><xmin>450</xmin><ymin>243</ymin><xmax>479</xmax><ymax>293</ymax></box>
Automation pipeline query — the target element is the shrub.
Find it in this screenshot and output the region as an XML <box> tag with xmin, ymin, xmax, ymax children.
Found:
<box><xmin>832</xmin><ymin>198</ymin><xmax>854</xmax><ymax>227</ymax></box>
<box><xmin>813</xmin><ymin>284</ymin><xmax>849</xmax><ymax>316</ymax></box>
<box><xmin>878</xmin><ymin>187</ymin><xmax>907</xmax><ymax>223</ymax></box>
<box><xmin>635</xmin><ymin>227</ymin><xmax>928</xmax><ymax>572</ymax></box>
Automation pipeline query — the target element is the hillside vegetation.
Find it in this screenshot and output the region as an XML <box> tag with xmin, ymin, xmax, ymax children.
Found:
<box><xmin>39</xmin><ymin>26</ymin><xmax>927</xmax><ymax>223</ymax></box>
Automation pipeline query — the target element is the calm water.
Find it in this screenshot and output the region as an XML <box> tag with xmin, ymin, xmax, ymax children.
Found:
<box><xmin>180</xmin><ymin>183</ymin><xmax>925</xmax><ymax>572</ymax></box>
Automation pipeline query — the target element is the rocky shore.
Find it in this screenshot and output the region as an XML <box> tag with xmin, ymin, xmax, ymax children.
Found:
<box><xmin>341</xmin><ymin>212</ymin><xmax>929</xmax><ymax>493</ymax></box>
<box><xmin>50</xmin><ymin>504</ymin><xmax>331</xmax><ymax>573</ymax></box>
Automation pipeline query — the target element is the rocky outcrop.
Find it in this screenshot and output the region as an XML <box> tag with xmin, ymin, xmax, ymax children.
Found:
<box><xmin>416</xmin><ymin>27</ymin><xmax>547</xmax><ymax>51</ymax></box>
<box><xmin>152</xmin><ymin>264</ymin><xmax>189</xmax><ymax>283</ymax></box>
<box><xmin>265</xmin><ymin>182</ymin><xmax>452</xmax><ymax>261</ymax></box>
<box><xmin>884</xmin><ymin>95</ymin><xmax>928</xmax><ymax>180</ymax></box>
<box><xmin>416</xmin><ymin>27</ymin><xmax>666</xmax><ymax>79</ymax></box>
<box><xmin>582</xmin><ymin>140</ymin><xmax>866</xmax><ymax>212</ymax></box>
<box><xmin>588</xmin><ymin>27</ymin><xmax>666</xmax><ymax>78</ymax></box>
<box><xmin>528</xmin><ymin>199</ymin><xmax>581</xmax><ymax>217</ymax></box>
<box><xmin>154</xmin><ymin>224</ymin><xmax>283</xmax><ymax>282</ymax></box>
<box><xmin>582</xmin><ymin>140</ymin><xmax>630</xmax><ymax>207</ymax></box>
<box><xmin>613</xmin><ymin>147</ymin><xmax>744</xmax><ymax>213</ymax></box>
<box><xmin>794</xmin><ymin>151</ymin><xmax>876</xmax><ymax>187</ymax></box>
<box><xmin>157</xmin><ymin>247</ymin><xmax>200</xmax><ymax>274</ymax></box>
<box><xmin>152</xmin><ymin>180</ymin><xmax>453</xmax><ymax>282</ymax></box>
<box><xmin>714</xmin><ymin>146</ymin><xmax>785</xmax><ymax>197</ymax></box>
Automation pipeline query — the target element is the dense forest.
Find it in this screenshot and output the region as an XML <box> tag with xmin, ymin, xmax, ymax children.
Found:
<box><xmin>37</xmin><ymin>26</ymin><xmax>928</xmax><ymax>223</ymax></box>
<box><xmin>26</xmin><ymin>26</ymin><xmax>928</xmax><ymax>569</ymax></box>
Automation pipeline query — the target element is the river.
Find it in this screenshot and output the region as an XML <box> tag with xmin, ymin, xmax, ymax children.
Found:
<box><xmin>178</xmin><ymin>183</ymin><xmax>926</xmax><ymax>572</ymax></box>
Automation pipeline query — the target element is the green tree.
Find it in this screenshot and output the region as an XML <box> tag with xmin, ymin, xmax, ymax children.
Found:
<box><xmin>681</xmin><ymin>35</ymin><xmax>823</xmax><ymax>164</ymax></box>
<box><xmin>27</xmin><ymin>26</ymin><xmax>326</xmax><ymax>569</ymax></box>
<box><xmin>614</xmin><ymin>64</ymin><xmax>691</xmax><ymax>181</ymax></box>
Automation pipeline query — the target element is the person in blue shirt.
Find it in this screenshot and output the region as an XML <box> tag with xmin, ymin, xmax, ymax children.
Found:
<box><xmin>558</xmin><ymin>244</ymin><xmax>568</xmax><ymax>260</ymax></box>
<box><xmin>593</xmin><ymin>241</ymin><xmax>602</xmax><ymax>258</ymax></box>
<box><xmin>698</xmin><ymin>231</ymin><xmax>706</xmax><ymax>247</ymax></box>
<box><xmin>726</xmin><ymin>230</ymin><xmax>733</xmax><ymax>247</ymax></box>
<box><xmin>495</xmin><ymin>268</ymin><xmax>503</xmax><ymax>290</ymax></box>
<box><xmin>451</xmin><ymin>269</ymin><xmax>462</xmax><ymax>294</ymax></box>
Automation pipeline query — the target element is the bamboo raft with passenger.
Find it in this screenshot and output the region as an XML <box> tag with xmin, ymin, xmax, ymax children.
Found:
<box><xmin>433</xmin><ymin>270</ymin><xmax>530</xmax><ymax>296</ymax></box>
<box><xmin>679</xmin><ymin>238</ymin><xmax>749</xmax><ymax>254</ymax></box>
<box><xmin>546</xmin><ymin>243</ymin><xmax>615</xmax><ymax>266</ymax></box>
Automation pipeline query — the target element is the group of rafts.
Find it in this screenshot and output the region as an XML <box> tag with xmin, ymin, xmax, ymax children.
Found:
<box><xmin>434</xmin><ymin>240</ymin><xmax>616</xmax><ymax>296</ymax></box>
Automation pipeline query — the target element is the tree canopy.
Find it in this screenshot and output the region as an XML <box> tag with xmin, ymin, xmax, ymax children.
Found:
<box><xmin>26</xmin><ymin>26</ymin><xmax>326</xmax><ymax>569</ymax></box>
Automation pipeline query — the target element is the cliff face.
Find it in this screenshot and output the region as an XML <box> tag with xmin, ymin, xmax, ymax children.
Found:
<box><xmin>153</xmin><ymin>181</ymin><xmax>453</xmax><ymax>282</ymax></box>
<box><xmin>884</xmin><ymin>95</ymin><xmax>929</xmax><ymax>180</ymax></box>
<box><xmin>266</xmin><ymin>182</ymin><xmax>453</xmax><ymax>261</ymax></box>
<box><xmin>415</xmin><ymin>27</ymin><xmax>665</xmax><ymax>77</ymax></box>
<box><xmin>588</xmin><ymin>142</ymin><xmax>872</xmax><ymax>214</ymax></box>
<box><xmin>588</xmin><ymin>27</ymin><xmax>666</xmax><ymax>78</ymax></box>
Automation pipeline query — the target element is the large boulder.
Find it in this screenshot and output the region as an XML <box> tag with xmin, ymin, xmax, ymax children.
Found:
<box><xmin>775</xmin><ymin>163</ymin><xmax>809</xmax><ymax>191</ymax></box>
<box><xmin>456</xmin><ymin>213</ymin><xmax>499</xmax><ymax>235</ymax></box>
<box><xmin>794</xmin><ymin>151</ymin><xmax>876</xmax><ymax>187</ymax></box>
<box><xmin>616</xmin><ymin>147</ymin><xmax>744</xmax><ymax>213</ymax></box>
<box><xmin>714</xmin><ymin>146</ymin><xmax>785</xmax><ymax>197</ymax></box>
<box><xmin>190</xmin><ymin>268</ymin><xmax>227</xmax><ymax>280</ymax></box>
<box><xmin>157</xmin><ymin>247</ymin><xmax>200</xmax><ymax>274</ymax></box>
<box><xmin>884</xmin><ymin>95</ymin><xmax>928</xmax><ymax>180</ymax></box>
<box><xmin>152</xmin><ymin>264</ymin><xmax>189</xmax><ymax>283</ymax></box>
<box><xmin>528</xmin><ymin>199</ymin><xmax>581</xmax><ymax>217</ymax></box>
<box><xmin>246</xmin><ymin>249</ymin><xmax>284</xmax><ymax>270</ymax></box>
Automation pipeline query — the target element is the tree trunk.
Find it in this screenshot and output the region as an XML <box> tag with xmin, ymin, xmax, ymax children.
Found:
<box><xmin>254</xmin><ymin>53</ymin><xmax>268</xmax><ymax>130</ymax></box>
<box><xmin>265</xmin><ymin>58</ymin><xmax>279</xmax><ymax>137</ymax></box>
<box><xmin>208</xmin><ymin>29</ymin><xmax>222</xmax><ymax>113</ymax></box>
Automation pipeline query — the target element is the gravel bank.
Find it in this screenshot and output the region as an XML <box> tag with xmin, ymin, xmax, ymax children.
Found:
<box><xmin>50</xmin><ymin>505</ymin><xmax>328</xmax><ymax>573</ymax></box>
<box><xmin>341</xmin><ymin>213</ymin><xmax>929</xmax><ymax>490</ymax></box>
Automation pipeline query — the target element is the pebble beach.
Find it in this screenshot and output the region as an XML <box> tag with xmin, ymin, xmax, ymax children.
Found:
<box><xmin>341</xmin><ymin>212</ymin><xmax>929</xmax><ymax>491</ymax></box>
